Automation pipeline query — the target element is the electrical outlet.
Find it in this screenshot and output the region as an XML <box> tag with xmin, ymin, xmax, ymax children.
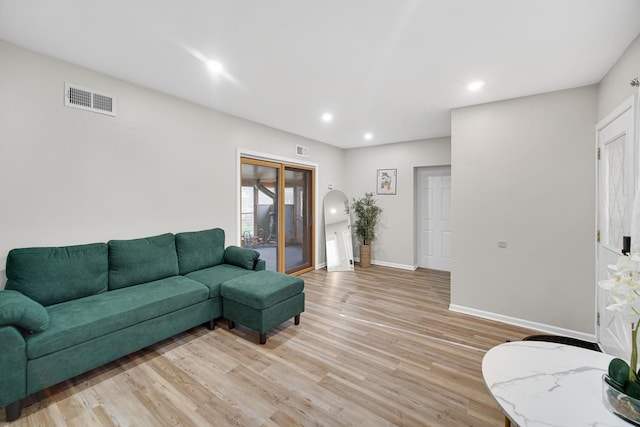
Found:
<box><xmin>498</xmin><ymin>241</ymin><xmax>507</xmax><ymax>248</ymax></box>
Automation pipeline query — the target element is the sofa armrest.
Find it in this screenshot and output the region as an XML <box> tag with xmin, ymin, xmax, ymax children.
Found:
<box><xmin>0</xmin><ymin>325</ymin><xmax>27</xmax><ymax>408</ymax></box>
<box><xmin>0</xmin><ymin>290</ymin><xmax>49</xmax><ymax>332</ymax></box>
<box><xmin>223</xmin><ymin>246</ymin><xmax>260</xmax><ymax>270</ymax></box>
<box><xmin>254</xmin><ymin>259</ymin><xmax>266</xmax><ymax>271</ymax></box>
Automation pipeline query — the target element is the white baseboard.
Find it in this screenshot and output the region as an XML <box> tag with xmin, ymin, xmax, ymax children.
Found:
<box><xmin>353</xmin><ymin>257</ymin><xmax>417</xmax><ymax>271</ymax></box>
<box><xmin>449</xmin><ymin>304</ymin><xmax>596</xmax><ymax>343</ymax></box>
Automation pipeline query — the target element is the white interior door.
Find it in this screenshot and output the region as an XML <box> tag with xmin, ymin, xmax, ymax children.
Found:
<box><xmin>597</xmin><ymin>96</ymin><xmax>636</xmax><ymax>357</ymax></box>
<box><xmin>417</xmin><ymin>166</ymin><xmax>451</xmax><ymax>271</ymax></box>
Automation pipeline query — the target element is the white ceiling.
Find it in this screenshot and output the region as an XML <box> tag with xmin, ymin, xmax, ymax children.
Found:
<box><xmin>1</xmin><ymin>1</ymin><xmax>640</xmax><ymax>149</ymax></box>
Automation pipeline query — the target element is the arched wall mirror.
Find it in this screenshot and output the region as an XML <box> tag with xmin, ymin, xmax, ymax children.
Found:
<box><xmin>323</xmin><ymin>190</ymin><xmax>354</xmax><ymax>272</ymax></box>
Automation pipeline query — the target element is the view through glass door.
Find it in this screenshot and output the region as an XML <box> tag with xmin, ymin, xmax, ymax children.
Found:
<box><xmin>284</xmin><ymin>166</ymin><xmax>313</xmax><ymax>273</ymax></box>
<box><xmin>240</xmin><ymin>157</ymin><xmax>314</xmax><ymax>274</ymax></box>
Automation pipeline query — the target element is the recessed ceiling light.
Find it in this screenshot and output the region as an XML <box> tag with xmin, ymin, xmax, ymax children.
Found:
<box><xmin>467</xmin><ymin>80</ymin><xmax>485</xmax><ymax>91</ymax></box>
<box><xmin>321</xmin><ymin>112</ymin><xmax>333</xmax><ymax>123</ymax></box>
<box><xmin>364</xmin><ymin>132</ymin><xmax>373</xmax><ymax>141</ymax></box>
<box><xmin>207</xmin><ymin>60</ymin><xmax>224</xmax><ymax>74</ymax></box>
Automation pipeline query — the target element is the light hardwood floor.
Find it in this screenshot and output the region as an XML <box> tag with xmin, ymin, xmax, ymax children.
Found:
<box><xmin>2</xmin><ymin>266</ymin><xmax>540</xmax><ymax>426</ymax></box>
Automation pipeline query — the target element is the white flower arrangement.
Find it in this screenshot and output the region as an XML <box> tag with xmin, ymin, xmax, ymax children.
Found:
<box><xmin>600</xmin><ymin>250</ymin><xmax>640</xmax><ymax>385</ymax></box>
<box><xmin>600</xmin><ymin>251</ymin><xmax>640</xmax><ymax>324</ymax></box>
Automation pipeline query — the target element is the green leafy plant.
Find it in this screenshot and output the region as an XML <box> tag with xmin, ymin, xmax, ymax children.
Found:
<box><xmin>351</xmin><ymin>193</ymin><xmax>382</xmax><ymax>245</ymax></box>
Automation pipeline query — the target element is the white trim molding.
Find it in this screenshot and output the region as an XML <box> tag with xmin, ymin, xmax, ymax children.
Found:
<box><xmin>353</xmin><ymin>257</ymin><xmax>417</xmax><ymax>271</ymax></box>
<box><xmin>449</xmin><ymin>304</ymin><xmax>597</xmax><ymax>343</ymax></box>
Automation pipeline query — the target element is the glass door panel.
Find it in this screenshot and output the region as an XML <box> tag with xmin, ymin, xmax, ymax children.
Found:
<box><xmin>240</xmin><ymin>159</ymin><xmax>280</xmax><ymax>271</ymax></box>
<box><xmin>284</xmin><ymin>166</ymin><xmax>313</xmax><ymax>274</ymax></box>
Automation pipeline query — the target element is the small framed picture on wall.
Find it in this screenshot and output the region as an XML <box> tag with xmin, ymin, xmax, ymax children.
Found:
<box><xmin>377</xmin><ymin>169</ymin><xmax>397</xmax><ymax>195</ymax></box>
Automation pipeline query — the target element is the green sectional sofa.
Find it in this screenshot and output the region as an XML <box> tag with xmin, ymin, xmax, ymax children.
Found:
<box><xmin>0</xmin><ymin>228</ymin><xmax>295</xmax><ymax>422</ymax></box>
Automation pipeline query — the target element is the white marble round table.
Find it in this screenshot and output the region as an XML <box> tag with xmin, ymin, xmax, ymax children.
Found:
<box><xmin>482</xmin><ymin>341</ymin><xmax>630</xmax><ymax>426</ymax></box>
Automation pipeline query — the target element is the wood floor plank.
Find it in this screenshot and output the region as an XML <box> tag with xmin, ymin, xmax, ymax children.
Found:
<box><xmin>1</xmin><ymin>266</ymin><xmax>542</xmax><ymax>426</ymax></box>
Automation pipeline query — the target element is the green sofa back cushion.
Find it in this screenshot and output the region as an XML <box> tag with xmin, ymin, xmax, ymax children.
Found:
<box><xmin>0</xmin><ymin>290</ymin><xmax>49</xmax><ymax>332</ymax></box>
<box><xmin>223</xmin><ymin>246</ymin><xmax>260</xmax><ymax>270</ymax></box>
<box><xmin>175</xmin><ymin>228</ymin><xmax>225</xmax><ymax>275</ymax></box>
<box><xmin>5</xmin><ymin>243</ymin><xmax>108</xmax><ymax>306</ymax></box>
<box><xmin>108</xmin><ymin>233</ymin><xmax>179</xmax><ymax>290</ymax></box>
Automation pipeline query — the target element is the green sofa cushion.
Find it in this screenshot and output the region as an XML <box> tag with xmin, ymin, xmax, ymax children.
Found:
<box><xmin>108</xmin><ymin>233</ymin><xmax>179</xmax><ymax>290</ymax></box>
<box><xmin>175</xmin><ymin>228</ymin><xmax>225</xmax><ymax>275</ymax></box>
<box><xmin>25</xmin><ymin>276</ymin><xmax>208</xmax><ymax>359</ymax></box>
<box><xmin>26</xmin><ymin>302</ymin><xmax>211</xmax><ymax>395</ymax></box>
<box><xmin>6</xmin><ymin>243</ymin><xmax>108</xmax><ymax>306</ymax></box>
<box><xmin>223</xmin><ymin>246</ymin><xmax>260</xmax><ymax>270</ymax></box>
<box><xmin>0</xmin><ymin>290</ymin><xmax>49</xmax><ymax>332</ymax></box>
<box><xmin>220</xmin><ymin>270</ymin><xmax>304</xmax><ymax>310</ymax></box>
<box><xmin>185</xmin><ymin>264</ymin><xmax>256</xmax><ymax>297</ymax></box>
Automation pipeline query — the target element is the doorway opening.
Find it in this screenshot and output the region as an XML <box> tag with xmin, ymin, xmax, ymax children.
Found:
<box><xmin>240</xmin><ymin>156</ymin><xmax>315</xmax><ymax>275</ymax></box>
<box><xmin>416</xmin><ymin>166</ymin><xmax>452</xmax><ymax>272</ymax></box>
<box><xmin>597</xmin><ymin>95</ymin><xmax>637</xmax><ymax>357</ymax></box>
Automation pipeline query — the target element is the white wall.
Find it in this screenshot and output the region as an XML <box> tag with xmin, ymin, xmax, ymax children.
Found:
<box><xmin>344</xmin><ymin>137</ymin><xmax>451</xmax><ymax>269</ymax></box>
<box><xmin>450</xmin><ymin>86</ymin><xmax>598</xmax><ymax>337</ymax></box>
<box><xmin>597</xmin><ymin>33</ymin><xmax>640</xmax><ymax>121</ymax></box>
<box><xmin>0</xmin><ymin>40</ymin><xmax>344</xmax><ymax>286</ymax></box>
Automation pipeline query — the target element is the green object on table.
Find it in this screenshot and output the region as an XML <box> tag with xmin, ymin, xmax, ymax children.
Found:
<box><xmin>609</xmin><ymin>358</ymin><xmax>631</xmax><ymax>388</ymax></box>
<box><xmin>607</xmin><ymin>358</ymin><xmax>640</xmax><ymax>399</ymax></box>
<box><xmin>625</xmin><ymin>380</ymin><xmax>640</xmax><ymax>400</ymax></box>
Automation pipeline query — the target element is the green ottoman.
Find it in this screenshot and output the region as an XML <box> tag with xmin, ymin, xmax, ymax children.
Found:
<box><xmin>221</xmin><ymin>270</ymin><xmax>305</xmax><ymax>344</ymax></box>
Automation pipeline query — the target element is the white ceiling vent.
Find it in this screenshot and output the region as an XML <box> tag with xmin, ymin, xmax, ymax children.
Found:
<box><xmin>296</xmin><ymin>145</ymin><xmax>309</xmax><ymax>158</ymax></box>
<box><xmin>65</xmin><ymin>83</ymin><xmax>116</xmax><ymax>116</ymax></box>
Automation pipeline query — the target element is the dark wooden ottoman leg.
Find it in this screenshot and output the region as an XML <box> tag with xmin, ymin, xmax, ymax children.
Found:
<box><xmin>6</xmin><ymin>400</ymin><xmax>21</xmax><ymax>422</ymax></box>
<box><xmin>294</xmin><ymin>314</ymin><xmax>300</xmax><ymax>325</ymax></box>
<box><xmin>260</xmin><ymin>333</ymin><xmax>267</xmax><ymax>345</ymax></box>
<box><xmin>228</xmin><ymin>320</ymin><xmax>235</xmax><ymax>329</ymax></box>
<box><xmin>207</xmin><ymin>319</ymin><xmax>216</xmax><ymax>330</ymax></box>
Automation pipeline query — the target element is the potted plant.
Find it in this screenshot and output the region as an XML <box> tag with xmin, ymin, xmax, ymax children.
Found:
<box><xmin>351</xmin><ymin>192</ymin><xmax>382</xmax><ymax>268</ymax></box>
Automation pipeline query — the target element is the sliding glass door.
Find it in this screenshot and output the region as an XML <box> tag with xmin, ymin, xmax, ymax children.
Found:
<box><xmin>240</xmin><ymin>158</ymin><xmax>314</xmax><ymax>275</ymax></box>
<box><xmin>284</xmin><ymin>166</ymin><xmax>313</xmax><ymax>273</ymax></box>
